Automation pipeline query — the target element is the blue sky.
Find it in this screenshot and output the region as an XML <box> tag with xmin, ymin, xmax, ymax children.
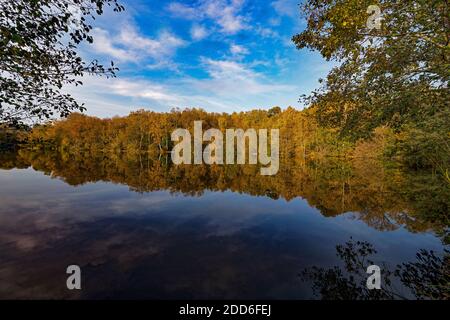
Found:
<box><xmin>70</xmin><ymin>0</ymin><xmax>333</xmax><ymax>118</ymax></box>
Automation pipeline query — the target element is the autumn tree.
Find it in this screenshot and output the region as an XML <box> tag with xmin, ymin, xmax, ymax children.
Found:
<box><xmin>293</xmin><ymin>0</ymin><xmax>449</xmax><ymax>138</ymax></box>
<box><xmin>0</xmin><ymin>0</ymin><xmax>124</xmax><ymax>125</ymax></box>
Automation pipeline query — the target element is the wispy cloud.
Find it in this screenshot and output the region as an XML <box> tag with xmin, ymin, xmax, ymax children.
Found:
<box><xmin>272</xmin><ymin>0</ymin><xmax>300</xmax><ymax>18</ymax></box>
<box><xmin>230</xmin><ymin>44</ymin><xmax>249</xmax><ymax>56</ymax></box>
<box><xmin>90</xmin><ymin>28</ymin><xmax>136</xmax><ymax>61</ymax></box>
<box><xmin>119</xmin><ymin>26</ymin><xmax>187</xmax><ymax>58</ymax></box>
<box><xmin>167</xmin><ymin>2</ymin><xmax>199</xmax><ymax>19</ymax></box>
<box><xmin>255</xmin><ymin>25</ymin><xmax>279</xmax><ymax>39</ymax></box>
<box><xmin>190</xmin><ymin>24</ymin><xmax>209</xmax><ymax>41</ymax></box>
<box><xmin>72</xmin><ymin>77</ymin><xmax>182</xmax><ymax>104</ymax></box>
<box><xmin>195</xmin><ymin>58</ymin><xmax>295</xmax><ymax>96</ymax></box>
<box><xmin>106</xmin><ymin>79</ymin><xmax>182</xmax><ymax>103</ymax></box>
<box><xmin>168</xmin><ymin>0</ymin><xmax>249</xmax><ymax>35</ymax></box>
<box><xmin>89</xmin><ymin>25</ymin><xmax>187</xmax><ymax>69</ymax></box>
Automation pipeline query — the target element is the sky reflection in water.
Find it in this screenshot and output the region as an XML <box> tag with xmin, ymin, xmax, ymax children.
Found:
<box><xmin>0</xmin><ymin>167</ymin><xmax>446</xmax><ymax>299</ymax></box>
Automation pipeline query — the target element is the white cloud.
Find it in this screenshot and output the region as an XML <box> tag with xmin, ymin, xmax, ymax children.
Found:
<box><xmin>106</xmin><ymin>79</ymin><xmax>182</xmax><ymax>103</ymax></box>
<box><xmin>90</xmin><ymin>28</ymin><xmax>137</xmax><ymax>61</ymax></box>
<box><xmin>230</xmin><ymin>44</ymin><xmax>249</xmax><ymax>56</ymax></box>
<box><xmin>190</xmin><ymin>25</ymin><xmax>209</xmax><ymax>41</ymax></box>
<box><xmin>167</xmin><ymin>2</ymin><xmax>200</xmax><ymax>19</ymax></box>
<box><xmin>65</xmin><ymin>76</ymin><xmax>182</xmax><ymax>117</ymax></box>
<box><xmin>119</xmin><ymin>27</ymin><xmax>186</xmax><ymax>57</ymax></box>
<box><xmin>146</xmin><ymin>60</ymin><xmax>180</xmax><ymax>71</ymax></box>
<box><xmin>210</xmin><ymin>1</ymin><xmax>247</xmax><ymax>34</ymax></box>
<box><xmin>168</xmin><ymin>0</ymin><xmax>249</xmax><ymax>35</ymax></box>
<box><xmin>255</xmin><ymin>25</ymin><xmax>279</xmax><ymax>38</ymax></box>
<box><xmin>269</xmin><ymin>17</ymin><xmax>281</xmax><ymax>26</ymax></box>
<box><xmin>272</xmin><ymin>0</ymin><xmax>300</xmax><ymax>18</ymax></box>
<box><xmin>89</xmin><ymin>26</ymin><xmax>187</xmax><ymax>67</ymax></box>
<box><xmin>195</xmin><ymin>58</ymin><xmax>295</xmax><ymax>96</ymax></box>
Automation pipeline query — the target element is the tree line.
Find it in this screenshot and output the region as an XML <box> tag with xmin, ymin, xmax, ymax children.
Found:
<box><xmin>7</xmin><ymin>106</ymin><xmax>443</xmax><ymax>183</ymax></box>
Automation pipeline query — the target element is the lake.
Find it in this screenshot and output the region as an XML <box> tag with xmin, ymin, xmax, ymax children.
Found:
<box><xmin>0</xmin><ymin>150</ymin><xmax>448</xmax><ymax>299</ymax></box>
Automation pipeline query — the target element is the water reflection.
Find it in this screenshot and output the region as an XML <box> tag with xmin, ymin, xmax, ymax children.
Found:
<box><xmin>300</xmin><ymin>238</ymin><xmax>449</xmax><ymax>300</ymax></box>
<box><xmin>0</xmin><ymin>150</ymin><xmax>448</xmax><ymax>299</ymax></box>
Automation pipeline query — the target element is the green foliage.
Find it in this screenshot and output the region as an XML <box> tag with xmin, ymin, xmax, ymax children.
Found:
<box><xmin>0</xmin><ymin>0</ymin><xmax>124</xmax><ymax>125</ymax></box>
<box><xmin>267</xmin><ymin>106</ymin><xmax>282</xmax><ymax>117</ymax></box>
<box><xmin>396</xmin><ymin>109</ymin><xmax>450</xmax><ymax>172</ymax></box>
<box><xmin>294</xmin><ymin>0</ymin><xmax>449</xmax><ymax>138</ymax></box>
<box><xmin>0</xmin><ymin>122</ymin><xmax>29</xmax><ymax>149</ymax></box>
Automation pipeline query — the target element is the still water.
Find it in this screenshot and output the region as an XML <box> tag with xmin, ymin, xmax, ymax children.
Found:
<box><xmin>0</xmin><ymin>150</ymin><xmax>448</xmax><ymax>299</ymax></box>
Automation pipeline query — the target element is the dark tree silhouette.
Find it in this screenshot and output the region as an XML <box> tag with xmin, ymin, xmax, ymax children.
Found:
<box><xmin>300</xmin><ymin>238</ymin><xmax>449</xmax><ymax>300</ymax></box>
<box><xmin>396</xmin><ymin>249</ymin><xmax>450</xmax><ymax>300</ymax></box>
<box><xmin>0</xmin><ymin>0</ymin><xmax>124</xmax><ymax>125</ymax></box>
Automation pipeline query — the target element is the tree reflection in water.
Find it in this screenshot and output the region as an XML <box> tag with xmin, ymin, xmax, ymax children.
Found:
<box><xmin>300</xmin><ymin>238</ymin><xmax>449</xmax><ymax>300</ymax></box>
<box><xmin>1</xmin><ymin>149</ymin><xmax>448</xmax><ymax>242</ymax></box>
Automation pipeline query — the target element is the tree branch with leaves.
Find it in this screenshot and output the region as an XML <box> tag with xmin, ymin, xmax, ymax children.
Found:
<box><xmin>0</xmin><ymin>0</ymin><xmax>125</xmax><ymax>125</ymax></box>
